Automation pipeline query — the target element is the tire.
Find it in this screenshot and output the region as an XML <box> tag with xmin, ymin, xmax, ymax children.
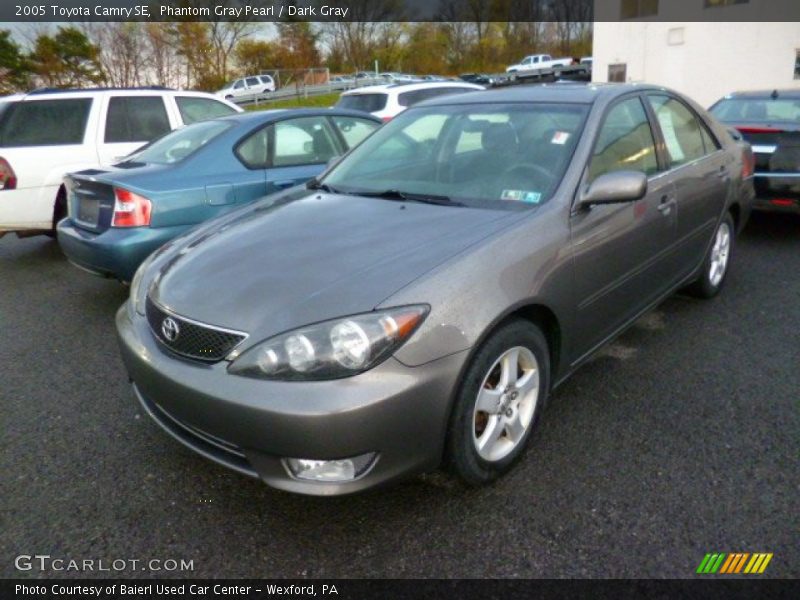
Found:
<box><xmin>47</xmin><ymin>188</ymin><xmax>67</xmax><ymax>238</ymax></box>
<box><xmin>445</xmin><ymin>318</ymin><xmax>550</xmax><ymax>486</ymax></box>
<box><xmin>225</xmin><ymin>95</ymin><xmax>233</xmax><ymax>100</ymax></box>
<box><xmin>684</xmin><ymin>212</ymin><xmax>735</xmax><ymax>299</ymax></box>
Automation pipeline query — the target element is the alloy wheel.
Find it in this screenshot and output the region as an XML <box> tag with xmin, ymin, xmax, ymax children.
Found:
<box><xmin>709</xmin><ymin>221</ymin><xmax>731</xmax><ymax>287</ymax></box>
<box><xmin>472</xmin><ymin>346</ymin><xmax>539</xmax><ymax>462</ymax></box>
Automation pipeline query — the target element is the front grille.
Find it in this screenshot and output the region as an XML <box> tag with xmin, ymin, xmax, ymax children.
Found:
<box><xmin>145</xmin><ymin>297</ymin><xmax>247</xmax><ymax>363</ymax></box>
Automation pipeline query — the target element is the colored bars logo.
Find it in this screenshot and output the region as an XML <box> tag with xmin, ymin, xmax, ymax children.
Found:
<box><xmin>696</xmin><ymin>553</ymin><xmax>773</xmax><ymax>574</ymax></box>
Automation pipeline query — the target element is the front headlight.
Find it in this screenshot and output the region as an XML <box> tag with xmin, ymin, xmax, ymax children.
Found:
<box><xmin>228</xmin><ymin>305</ymin><xmax>429</xmax><ymax>381</ymax></box>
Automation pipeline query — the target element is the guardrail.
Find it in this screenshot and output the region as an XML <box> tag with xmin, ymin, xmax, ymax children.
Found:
<box><xmin>231</xmin><ymin>77</ymin><xmax>389</xmax><ymax>107</ymax></box>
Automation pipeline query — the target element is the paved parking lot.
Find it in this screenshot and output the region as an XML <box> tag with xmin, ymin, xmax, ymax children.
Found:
<box><xmin>1</xmin><ymin>212</ymin><xmax>798</xmax><ymax>579</ymax></box>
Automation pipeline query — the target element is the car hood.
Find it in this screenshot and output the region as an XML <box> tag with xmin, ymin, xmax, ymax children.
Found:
<box><xmin>150</xmin><ymin>193</ymin><xmax>518</xmax><ymax>340</ymax></box>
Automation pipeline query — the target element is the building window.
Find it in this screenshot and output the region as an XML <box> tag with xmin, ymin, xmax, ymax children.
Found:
<box><xmin>608</xmin><ymin>64</ymin><xmax>627</xmax><ymax>83</ymax></box>
<box><xmin>795</xmin><ymin>50</ymin><xmax>800</xmax><ymax>80</ymax></box>
<box><xmin>704</xmin><ymin>0</ymin><xmax>749</xmax><ymax>7</ymax></box>
<box><xmin>621</xmin><ymin>0</ymin><xmax>658</xmax><ymax>19</ymax></box>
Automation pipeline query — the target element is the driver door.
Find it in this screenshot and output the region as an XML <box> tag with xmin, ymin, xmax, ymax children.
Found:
<box><xmin>569</xmin><ymin>95</ymin><xmax>679</xmax><ymax>360</ymax></box>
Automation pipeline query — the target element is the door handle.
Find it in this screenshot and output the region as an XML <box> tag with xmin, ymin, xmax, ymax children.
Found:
<box><xmin>657</xmin><ymin>196</ymin><xmax>676</xmax><ymax>215</ymax></box>
<box><xmin>717</xmin><ymin>166</ymin><xmax>730</xmax><ymax>179</ymax></box>
<box><xmin>274</xmin><ymin>180</ymin><xmax>296</xmax><ymax>189</ymax></box>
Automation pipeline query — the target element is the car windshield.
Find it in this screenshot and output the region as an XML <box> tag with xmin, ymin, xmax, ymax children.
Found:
<box><xmin>323</xmin><ymin>102</ymin><xmax>589</xmax><ymax>209</ymax></box>
<box><xmin>336</xmin><ymin>94</ymin><xmax>388</xmax><ymax>112</ymax></box>
<box><xmin>710</xmin><ymin>98</ymin><xmax>800</xmax><ymax>123</ymax></box>
<box><xmin>126</xmin><ymin>119</ymin><xmax>233</xmax><ymax>165</ymax></box>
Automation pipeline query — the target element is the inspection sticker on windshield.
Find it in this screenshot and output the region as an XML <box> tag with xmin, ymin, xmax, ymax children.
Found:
<box><xmin>501</xmin><ymin>190</ymin><xmax>542</xmax><ymax>204</ymax></box>
<box><xmin>551</xmin><ymin>131</ymin><xmax>570</xmax><ymax>145</ymax></box>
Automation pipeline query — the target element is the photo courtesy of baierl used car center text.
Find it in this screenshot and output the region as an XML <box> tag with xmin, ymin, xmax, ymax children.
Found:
<box><xmin>1</xmin><ymin>0</ymin><xmax>798</xmax><ymax>597</ymax></box>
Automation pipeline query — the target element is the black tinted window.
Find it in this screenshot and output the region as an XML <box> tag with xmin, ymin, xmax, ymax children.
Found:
<box><xmin>246</xmin><ymin>77</ymin><xmax>260</xmax><ymax>87</ymax></box>
<box><xmin>176</xmin><ymin>96</ymin><xmax>237</xmax><ymax>124</ymax></box>
<box><xmin>336</xmin><ymin>94</ymin><xmax>388</xmax><ymax>112</ymax></box>
<box><xmin>105</xmin><ymin>96</ymin><xmax>171</xmax><ymax>143</ymax></box>
<box><xmin>0</xmin><ymin>99</ymin><xmax>91</xmax><ymax>147</ymax></box>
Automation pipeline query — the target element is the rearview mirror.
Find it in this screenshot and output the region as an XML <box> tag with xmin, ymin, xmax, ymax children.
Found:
<box><xmin>579</xmin><ymin>171</ymin><xmax>647</xmax><ymax>208</ymax></box>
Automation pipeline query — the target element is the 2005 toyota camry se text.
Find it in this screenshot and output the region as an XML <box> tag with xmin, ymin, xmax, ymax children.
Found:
<box><xmin>116</xmin><ymin>84</ymin><xmax>754</xmax><ymax>495</ymax></box>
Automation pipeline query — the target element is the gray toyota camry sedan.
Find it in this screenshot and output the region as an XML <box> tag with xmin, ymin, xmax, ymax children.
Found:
<box><xmin>117</xmin><ymin>84</ymin><xmax>754</xmax><ymax>495</ymax></box>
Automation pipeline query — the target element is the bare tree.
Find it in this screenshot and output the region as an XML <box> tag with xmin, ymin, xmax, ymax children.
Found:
<box><xmin>85</xmin><ymin>23</ymin><xmax>146</xmax><ymax>87</ymax></box>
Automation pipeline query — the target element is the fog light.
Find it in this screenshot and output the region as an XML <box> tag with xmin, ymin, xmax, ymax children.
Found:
<box><xmin>285</xmin><ymin>453</ymin><xmax>377</xmax><ymax>482</ymax></box>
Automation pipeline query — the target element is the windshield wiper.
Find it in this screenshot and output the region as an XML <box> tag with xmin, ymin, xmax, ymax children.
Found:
<box><xmin>357</xmin><ymin>189</ymin><xmax>464</xmax><ymax>207</ymax></box>
<box><xmin>306</xmin><ymin>178</ymin><xmax>338</xmax><ymax>193</ymax></box>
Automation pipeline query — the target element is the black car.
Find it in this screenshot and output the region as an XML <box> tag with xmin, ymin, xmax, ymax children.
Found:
<box><xmin>710</xmin><ymin>89</ymin><xmax>800</xmax><ymax>213</ymax></box>
<box><xmin>459</xmin><ymin>73</ymin><xmax>495</xmax><ymax>86</ymax></box>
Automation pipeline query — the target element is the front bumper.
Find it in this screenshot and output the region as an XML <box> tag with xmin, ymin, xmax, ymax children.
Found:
<box><xmin>57</xmin><ymin>220</ymin><xmax>190</xmax><ymax>282</ymax></box>
<box><xmin>116</xmin><ymin>304</ymin><xmax>468</xmax><ymax>496</ymax></box>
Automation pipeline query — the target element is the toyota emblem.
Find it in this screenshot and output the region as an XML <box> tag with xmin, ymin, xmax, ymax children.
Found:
<box><xmin>161</xmin><ymin>317</ymin><xmax>180</xmax><ymax>342</ymax></box>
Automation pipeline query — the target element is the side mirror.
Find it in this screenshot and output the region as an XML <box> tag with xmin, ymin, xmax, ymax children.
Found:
<box><xmin>579</xmin><ymin>171</ymin><xmax>647</xmax><ymax>208</ymax></box>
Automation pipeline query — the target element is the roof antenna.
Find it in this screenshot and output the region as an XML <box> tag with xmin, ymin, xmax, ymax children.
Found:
<box><xmin>771</xmin><ymin>89</ymin><xmax>779</xmax><ymax>100</ymax></box>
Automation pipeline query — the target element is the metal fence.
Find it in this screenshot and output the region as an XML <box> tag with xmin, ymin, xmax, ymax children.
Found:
<box><xmin>233</xmin><ymin>75</ymin><xmax>388</xmax><ymax>107</ymax></box>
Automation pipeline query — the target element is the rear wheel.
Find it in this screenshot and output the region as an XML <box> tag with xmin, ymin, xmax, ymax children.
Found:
<box><xmin>445</xmin><ymin>319</ymin><xmax>550</xmax><ymax>485</ymax></box>
<box><xmin>684</xmin><ymin>213</ymin><xmax>734</xmax><ymax>299</ymax></box>
<box><xmin>47</xmin><ymin>187</ymin><xmax>67</xmax><ymax>238</ymax></box>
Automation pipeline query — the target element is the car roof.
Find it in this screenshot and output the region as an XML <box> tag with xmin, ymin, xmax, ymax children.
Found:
<box><xmin>342</xmin><ymin>81</ymin><xmax>483</xmax><ymax>97</ymax></box>
<box><xmin>720</xmin><ymin>89</ymin><xmax>800</xmax><ymax>100</ymax></box>
<box><xmin>216</xmin><ymin>107</ymin><xmax>381</xmax><ymax>125</ymax></box>
<box><xmin>13</xmin><ymin>87</ymin><xmax>225</xmax><ymax>101</ymax></box>
<box><xmin>421</xmin><ymin>82</ymin><xmax>670</xmax><ymax>106</ymax></box>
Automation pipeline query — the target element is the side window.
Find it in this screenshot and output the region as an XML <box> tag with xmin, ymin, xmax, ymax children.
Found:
<box><xmin>331</xmin><ymin>116</ymin><xmax>379</xmax><ymax>149</ymax></box>
<box><xmin>700</xmin><ymin>123</ymin><xmax>720</xmax><ymax>154</ymax></box>
<box><xmin>176</xmin><ymin>96</ymin><xmax>237</xmax><ymax>125</ymax></box>
<box><xmin>273</xmin><ymin>116</ymin><xmax>340</xmax><ymax>167</ymax></box>
<box><xmin>237</xmin><ymin>126</ymin><xmax>269</xmax><ymax>169</ymax></box>
<box><xmin>646</xmin><ymin>95</ymin><xmax>707</xmax><ymax>167</ymax></box>
<box><xmin>0</xmin><ymin>98</ymin><xmax>91</xmax><ymax>146</ymax></box>
<box><xmin>589</xmin><ymin>97</ymin><xmax>658</xmax><ymax>182</ymax></box>
<box><xmin>233</xmin><ymin>80</ymin><xmax>244</xmax><ymax>90</ymax></box>
<box><xmin>105</xmin><ymin>96</ymin><xmax>170</xmax><ymax>143</ymax></box>
<box><xmin>246</xmin><ymin>77</ymin><xmax>260</xmax><ymax>87</ymax></box>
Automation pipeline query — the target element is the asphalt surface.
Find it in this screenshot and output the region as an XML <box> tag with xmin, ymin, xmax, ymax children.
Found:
<box><xmin>1</xmin><ymin>212</ymin><xmax>798</xmax><ymax>579</ymax></box>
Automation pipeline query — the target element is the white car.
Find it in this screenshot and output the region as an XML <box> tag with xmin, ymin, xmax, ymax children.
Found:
<box><xmin>0</xmin><ymin>88</ymin><xmax>241</xmax><ymax>236</ymax></box>
<box><xmin>216</xmin><ymin>75</ymin><xmax>276</xmax><ymax>102</ymax></box>
<box><xmin>335</xmin><ymin>81</ymin><xmax>484</xmax><ymax>122</ymax></box>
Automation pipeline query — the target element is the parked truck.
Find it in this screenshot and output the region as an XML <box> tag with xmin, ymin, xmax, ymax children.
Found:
<box><xmin>505</xmin><ymin>53</ymin><xmax>590</xmax><ymax>83</ymax></box>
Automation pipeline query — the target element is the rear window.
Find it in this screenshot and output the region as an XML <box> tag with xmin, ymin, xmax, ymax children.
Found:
<box><xmin>398</xmin><ymin>87</ymin><xmax>476</xmax><ymax>107</ymax></box>
<box><xmin>126</xmin><ymin>120</ymin><xmax>232</xmax><ymax>165</ymax></box>
<box><xmin>710</xmin><ymin>98</ymin><xmax>800</xmax><ymax>123</ymax></box>
<box><xmin>336</xmin><ymin>94</ymin><xmax>388</xmax><ymax>113</ymax></box>
<box><xmin>176</xmin><ymin>96</ymin><xmax>238</xmax><ymax>124</ymax></box>
<box><xmin>0</xmin><ymin>98</ymin><xmax>92</xmax><ymax>147</ymax></box>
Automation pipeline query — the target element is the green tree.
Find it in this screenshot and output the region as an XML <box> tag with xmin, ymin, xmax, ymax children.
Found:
<box><xmin>234</xmin><ymin>39</ymin><xmax>276</xmax><ymax>77</ymax></box>
<box><xmin>29</xmin><ymin>27</ymin><xmax>105</xmax><ymax>88</ymax></box>
<box><xmin>274</xmin><ymin>23</ymin><xmax>321</xmax><ymax>69</ymax></box>
<box><xmin>0</xmin><ymin>30</ymin><xmax>30</xmax><ymax>93</ymax></box>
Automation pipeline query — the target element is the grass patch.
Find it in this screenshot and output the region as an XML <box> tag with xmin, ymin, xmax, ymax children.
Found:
<box><xmin>245</xmin><ymin>93</ymin><xmax>340</xmax><ymax>111</ymax></box>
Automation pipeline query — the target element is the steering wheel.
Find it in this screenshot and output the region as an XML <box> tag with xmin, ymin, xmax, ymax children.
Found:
<box><xmin>501</xmin><ymin>162</ymin><xmax>553</xmax><ymax>187</ymax></box>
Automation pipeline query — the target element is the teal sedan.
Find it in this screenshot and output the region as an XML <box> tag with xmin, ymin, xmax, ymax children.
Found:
<box><xmin>57</xmin><ymin>108</ymin><xmax>381</xmax><ymax>281</ymax></box>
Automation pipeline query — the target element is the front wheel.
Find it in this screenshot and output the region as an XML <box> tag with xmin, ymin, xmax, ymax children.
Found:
<box><xmin>684</xmin><ymin>213</ymin><xmax>735</xmax><ymax>299</ymax></box>
<box><xmin>445</xmin><ymin>319</ymin><xmax>550</xmax><ymax>485</ymax></box>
